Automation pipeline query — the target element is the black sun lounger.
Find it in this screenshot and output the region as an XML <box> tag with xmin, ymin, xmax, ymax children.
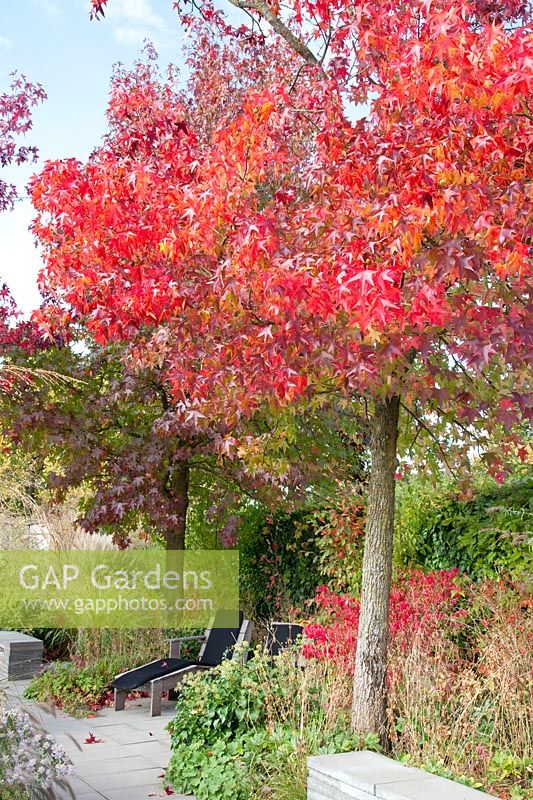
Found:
<box><xmin>112</xmin><ymin>610</ymin><xmax>253</xmax><ymax>716</ymax></box>
<box><xmin>266</xmin><ymin>622</ymin><xmax>304</xmax><ymax>659</ymax></box>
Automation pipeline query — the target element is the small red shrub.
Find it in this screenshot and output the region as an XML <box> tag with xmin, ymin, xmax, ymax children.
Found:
<box><xmin>302</xmin><ymin>568</ymin><xmax>465</xmax><ymax>669</ymax></box>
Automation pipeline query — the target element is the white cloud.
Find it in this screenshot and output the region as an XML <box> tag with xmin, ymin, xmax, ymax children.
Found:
<box><xmin>32</xmin><ymin>0</ymin><xmax>63</xmax><ymax>19</ymax></box>
<box><xmin>114</xmin><ymin>26</ymin><xmax>150</xmax><ymax>47</ymax></box>
<box><xmin>0</xmin><ymin>36</ymin><xmax>13</xmax><ymax>50</ymax></box>
<box><xmin>104</xmin><ymin>0</ymin><xmax>178</xmax><ymax>49</ymax></box>
<box><xmin>107</xmin><ymin>0</ymin><xmax>166</xmax><ymax>31</ymax></box>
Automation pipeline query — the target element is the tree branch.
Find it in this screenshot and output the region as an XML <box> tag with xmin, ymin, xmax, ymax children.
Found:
<box><xmin>400</xmin><ymin>401</ymin><xmax>458</xmax><ymax>479</ymax></box>
<box><xmin>227</xmin><ymin>0</ymin><xmax>320</xmax><ymax>66</ymax></box>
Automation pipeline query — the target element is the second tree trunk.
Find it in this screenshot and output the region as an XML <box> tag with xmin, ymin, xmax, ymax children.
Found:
<box><xmin>163</xmin><ymin>459</ymin><xmax>190</xmax><ymax>550</ymax></box>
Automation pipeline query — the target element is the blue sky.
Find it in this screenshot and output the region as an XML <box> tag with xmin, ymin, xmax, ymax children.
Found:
<box><xmin>0</xmin><ymin>0</ymin><xmax>190</xmax><ymax>314</ymax></box>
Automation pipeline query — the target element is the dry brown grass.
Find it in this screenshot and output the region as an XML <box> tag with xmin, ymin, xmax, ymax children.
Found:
<box><xmin>72</xmin><ymin>626</ymin><xmax>170</xmax><ymax>666</ymax></box>
<box><xmin>245</xmin><ymin>650</ymin><xmax>359</xmax><ymax>800</ymax></box>
<box><xmin>386</xmin><ymin>583</ymin><xmax>532</xmax><ymax>794</ymax></box>
<box><xmin>252</xmin><ymin>581</ymin><xmax>532</xmax><ymax>799</ymax></box>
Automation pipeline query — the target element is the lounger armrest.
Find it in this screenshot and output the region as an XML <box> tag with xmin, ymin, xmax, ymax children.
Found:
<box><xmin>168</xmin><ymin>634</ymin><xmax>207</xmax><ymax>658</ymax></box>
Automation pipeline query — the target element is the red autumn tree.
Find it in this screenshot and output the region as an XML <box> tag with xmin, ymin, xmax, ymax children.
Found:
<box><xmin>40</xmin><ymin>0</ymin><xmax>532</xmax><ymax>735</ymax></box>
<box><xmin>7</xmin><ymin>42</ymin><xmax>341</xmax><ymax>550</ymax></box>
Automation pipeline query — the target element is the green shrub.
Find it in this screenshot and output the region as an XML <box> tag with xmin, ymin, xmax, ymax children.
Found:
<box><xmin>166</xmin><ymin>649</ymin><xmax>378</xmax><ymax>800</ymax></box>
<box><xmin>166</xmin><ymin>652</ymin><xmax>269</xmax><ymax>799</ymax></box>
<box><xmin>312</xmin><ymin>498</ymin><xmax>366</xmax><ymax>594</ymax></box>
<box><xmin>395</xmin><ymin>475</ymin><xmax>532</xmax><ymax>578</ymax></box>
<box><xmin>239</xmin><ymin>499</ymin><xmax>367</xmax><ymax>619</ymax></box>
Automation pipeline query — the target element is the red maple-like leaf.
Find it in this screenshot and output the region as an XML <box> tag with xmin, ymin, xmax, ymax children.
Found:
<box><xmin>84</xmin><ymin>732</ymin><xmax>102</xmax><ymax>744</ymax></box>
<box><xmin>89</xmin><ymin>0</ymin><xmax>108</xmax><ymax>18</ymax></box>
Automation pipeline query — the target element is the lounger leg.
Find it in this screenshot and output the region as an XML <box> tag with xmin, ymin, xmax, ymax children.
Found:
<box><xmin>150</xmin><ymin>681</ymin><xmax>163</xmax><ymax>717</ymax></box>
<box><xmin>114</xmin><ymin>689</ymin><xmax>126</xmax><ymax>711</ymax></box>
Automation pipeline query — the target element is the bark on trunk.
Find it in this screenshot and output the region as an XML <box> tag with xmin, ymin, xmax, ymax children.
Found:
<box><xmin>163</xmin><ymin>460</ymin><xmax>190</xmax><ymax>550</ymax></box>
<box><xmin>351</xmin><ymin>395</ymin><xmax>400</xmax><ymax>740</ymax></box>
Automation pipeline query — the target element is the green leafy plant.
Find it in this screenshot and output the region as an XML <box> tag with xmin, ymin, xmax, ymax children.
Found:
<box><xmin>487</xmin><ymin>752</ymin><xmax>533</xmax><ymax>786</ymax></box>
<box><xmin>239</xmin><ymin>508</ymin><xmax>323</xmax><ymax>619</ymax></box>
<box><xmin>312</xmin><ymin>498</ymin><xmax>366</xmax><ymax>594</ymax></box>
<box><xmin>166</xmin><ymin>649</ymin><xmax>269</xmax><ymax>799</ymax></box>
<box><xmin>166</xmin><ymin>648</ymin><xmax>378</xmax><ymax>800</ymax></box>
<box><xmin>24</xmin><ymin>657</ymin><xmax>124</xmax><ymax>715</ymax></box>
<box><xmin>240</xmin><ymin>497</ymin><xmax>367</xmax><ymax>620</ymax></box>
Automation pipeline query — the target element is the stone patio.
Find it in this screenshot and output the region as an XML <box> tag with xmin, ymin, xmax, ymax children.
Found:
<box><xmin>3</xmin><ymin>679</ymin><xmax>194</xmax><ymax>800</ymax></box>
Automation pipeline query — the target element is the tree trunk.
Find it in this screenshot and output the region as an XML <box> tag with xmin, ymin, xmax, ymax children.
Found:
<box><xmin>163</xmin><ymin>460</ymin><xmax>190</xmax><ymax>550</ymax></box>
<box><xmin>351</xmin><ymin>395</ymin><xmax>400</xmax><ymax>740</ymax></box>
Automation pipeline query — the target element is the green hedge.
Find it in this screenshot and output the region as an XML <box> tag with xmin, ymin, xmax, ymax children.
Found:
<box><xmin>239</xmin><ymin>507</ymin><xmax>323</xmax><ymax>620</ymax></box>
<box><xmin>395</xmin><ymin>476</ymin><xmax>532</xmax><ymax>578</ymax></box>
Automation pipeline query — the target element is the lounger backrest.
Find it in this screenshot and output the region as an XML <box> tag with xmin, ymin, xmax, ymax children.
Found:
<box><xmin>267</xmin><ymin>622</ymin><xmax>303</xmax><ymax>658</ymax></box>
<box><xmin>199</xmin><ymin>609</ymin><xmax>245</xmax><ymax>666</ymax></box>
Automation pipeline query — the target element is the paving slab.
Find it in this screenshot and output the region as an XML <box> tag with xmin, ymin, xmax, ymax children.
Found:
<box><xmin>75</xmin><ymin>755</ymin><xmax>159</xmax><ymax>777</ymax></box>
<box><xmin>103</xmin><ymin>728</ymin><xmax>169</xmax><ymax>745</ymax></box>
<box><xmin>3</xmin><ymin>679</ymin><xmax>194</xmax><ymax>800</ymax></box>
<box><xmin>104</xmin><ymin>789</ymin><xmax>191</xmax><ymax>800</ymax></box>
<box><xmin>81</xmin><ymin>766</ymin><xmax>165</xmax><ymax>791</ymax></box>
<box><xmin>53</xmin><ymin>775</ymin><xmax>107</xmax><ymax>799</ymax></box>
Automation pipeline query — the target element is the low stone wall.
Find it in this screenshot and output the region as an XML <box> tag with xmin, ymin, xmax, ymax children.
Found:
<box><xmin>0</xmin><ymin>631</ymin><xmax>43</xmax><ymax>681</ymax></box>
<box><xmin>308</xmin><ymin>750</ymin><xmax>498</xmax><ymax>800</ymax></box>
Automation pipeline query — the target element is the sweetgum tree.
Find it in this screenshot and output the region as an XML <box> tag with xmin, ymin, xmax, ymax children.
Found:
<box><xmin>6</xmin><ymin>42</ymin><xmax>355</xmax><ymax>549</ymax></box>
<box><xmin>37</xmin><ymin>0</ymin><xmax>532</xmax><ymax>735</ymax></box>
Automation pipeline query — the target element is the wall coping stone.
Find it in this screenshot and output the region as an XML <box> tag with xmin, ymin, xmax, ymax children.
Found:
<box><xmin>308</xmin><ymin>751</ymin><xmax>499</xmax><ymax>800</ymax></box>
<box><xmin>0</xmin><ymin>631</ymin><xmax>43</xmax><ymax>644</ymax></box>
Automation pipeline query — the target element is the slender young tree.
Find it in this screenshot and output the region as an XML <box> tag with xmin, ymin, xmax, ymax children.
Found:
<box><xmin>39</xmin><ymin>0</ymin><xmax>533</xmax><ymax>735</ymax></box>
